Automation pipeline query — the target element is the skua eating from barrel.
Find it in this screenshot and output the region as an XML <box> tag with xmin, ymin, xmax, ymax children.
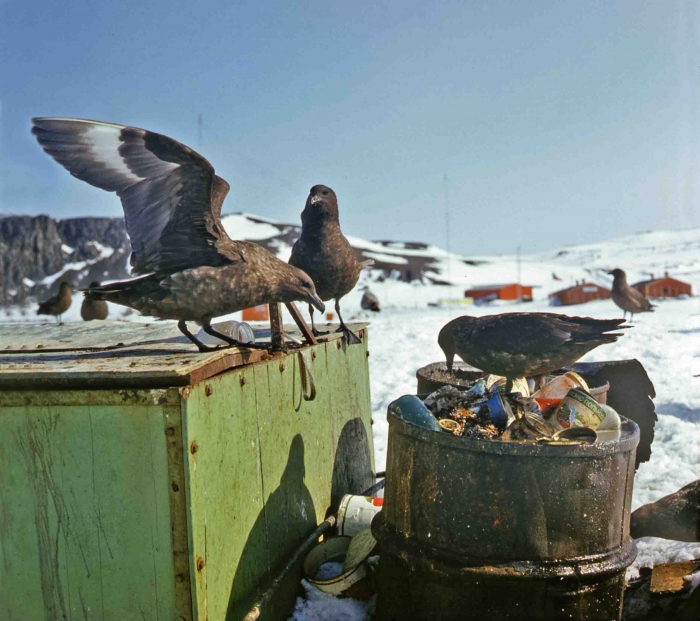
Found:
<box><xmin>438</xmin><ymin>312</ymin><xmax>629</xmax><ymax>392</ymax></box>
<box><xmin>31</xmin><ymin>117</ymin><xmax>325</xmax><ymax>351</ymax></box>
<box><xmin>289</xmin><ymin>185</ymin><xmax>372</xmax><ymax>345</ymax></box>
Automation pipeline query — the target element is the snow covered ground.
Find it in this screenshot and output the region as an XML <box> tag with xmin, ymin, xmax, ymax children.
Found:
<box><xmin>289</xmin><ymin>295</ymin><xmax>700</xmax><ymax>620</ymax></box>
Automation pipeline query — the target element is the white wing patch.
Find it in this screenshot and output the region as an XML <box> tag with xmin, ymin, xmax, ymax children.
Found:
<box><xmin>85</xmin><ymin>123</ymin><xmax>144</xmax><ymax>185</ymax></box>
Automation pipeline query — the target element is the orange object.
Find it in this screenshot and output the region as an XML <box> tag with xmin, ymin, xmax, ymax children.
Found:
<box><xmin>242</xmin><ymin>304</ymin><xmax>270</xmax><ymax>321</ymax></box>
<box><xmin>463</xmin><ymin>283</ymin><xmax>534</xmax><ymax>301</ymax></box>
<box><xmin>326</xmin><ymin>312</ymin><xmax>334</xmax><ymax>321</ymax></box>
<box><xmin>535</xmin><ymin>398</ymin><xmax>562</xmax><ymax>416</ymax></box>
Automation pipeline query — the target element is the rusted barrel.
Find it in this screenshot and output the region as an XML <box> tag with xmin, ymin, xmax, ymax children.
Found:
<box><xmin>373</xmin><ymin>407</ymin><xmax>639</xmax><ymax>621</ymax></box>
<box><xmin>415</xmin><ymin>361</ymin><xmax>483</xmax><ymax>394</ymax></box>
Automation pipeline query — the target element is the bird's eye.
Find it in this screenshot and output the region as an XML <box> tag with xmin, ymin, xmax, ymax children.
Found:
<box><xmin>322</xmin><ymin>190</ymin><xmax>328</xmax><ymax>195</ymax></box>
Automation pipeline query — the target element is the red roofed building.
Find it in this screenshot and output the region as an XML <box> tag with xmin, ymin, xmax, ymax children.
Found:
<box><xmin>464</xmin><ymin>283</ymin><xmax>533</xmax><ymax>301</ymax></box>
<box><xmin>632</xmin><ymin>273</ymin><xmax>692</xmax><ymax>299</ymax></box>
<box><xmin>549</xmin><ymin>282</ymin><xmax>611</xmax><ymax>306</ymax></box>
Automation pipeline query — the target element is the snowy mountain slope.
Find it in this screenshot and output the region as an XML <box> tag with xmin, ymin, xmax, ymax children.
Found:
<box><xmin>1</xmin><ymin>211</ymin><xmax>697</xmax><ymax>317</ymax></box>
<box><xmin>221</xmin><ymin>213</ymin><xmax>700</xmax><ymax>310</ymax></box>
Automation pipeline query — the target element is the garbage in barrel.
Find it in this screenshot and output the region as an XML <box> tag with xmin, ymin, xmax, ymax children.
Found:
<box><xmin>374</xmin><ymin>364</ymin><xmax>642</xmax><ymax>621</ymax></box>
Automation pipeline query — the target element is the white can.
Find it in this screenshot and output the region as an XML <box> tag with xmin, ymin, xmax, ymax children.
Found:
<box><xmin>337</xmin><ymin>494</ymin><xmax>384</xmax><ymax>537</ymax></box>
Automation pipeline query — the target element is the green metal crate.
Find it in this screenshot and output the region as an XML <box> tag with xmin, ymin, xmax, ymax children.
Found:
<box><xmin>0</xmin><ymin>321</ymin><xmax>374</xmax><ymax>620</ymax></box>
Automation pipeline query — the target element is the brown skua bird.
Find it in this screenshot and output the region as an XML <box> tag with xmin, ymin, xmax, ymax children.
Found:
<box><xmin>361</xmin><ymin>288</ymin><xmax>381</xmax><ymax>312</ymax></box>
<box><xmin>631</xmin><ymin>479</ymin><xmax>699</xmax><ymax>542</ymax></box>
<box><xmin>80</xmin><ymin>281</ymin><xmax>109</xmax><ymax>321</ymax></box>
<box><xmin>32</xmin><ymin>118</ymin><xmax>324</xmax><ymax>351</ymax></box>
<box><xmin>289</xmin><ymin>185</ymin><xmax>370</xmax><ymax>345</ymax></box>
<box><xmin>37</xmin><ymin>281</ymin><xmax>72</xmax><ymax>323</ymax></box>
<box><xmin>438</xmin><ymin>312</ymin><xmax>628</xmax><ymax>390</ymax></box>
<box><xmin>608</xmin><ymin>268</ymin><xmax>655</xmax><ymax>321</ymax></box>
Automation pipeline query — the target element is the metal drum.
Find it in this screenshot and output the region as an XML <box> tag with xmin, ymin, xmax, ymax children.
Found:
<box><xmin>373</xmin><ymin>407</ymin><xmax>639</xmax><ymax>621</ymax></box>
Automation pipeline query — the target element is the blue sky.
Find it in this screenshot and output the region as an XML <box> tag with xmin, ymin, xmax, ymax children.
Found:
<box><xmin>1</xmin><ymin>0</ymin><xmax>699</xmax><ymax>254</ymax></box>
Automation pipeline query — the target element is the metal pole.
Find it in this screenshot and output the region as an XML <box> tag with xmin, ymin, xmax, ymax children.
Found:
<box><xmin>516</xmin><ymin>245</ymin><xmax>522</xmax><ymax>301</ymax></box>
<box><xmin>444</xmin><ymin>174</ymin><xmax>451</xmax><ymax>305</ymax></box>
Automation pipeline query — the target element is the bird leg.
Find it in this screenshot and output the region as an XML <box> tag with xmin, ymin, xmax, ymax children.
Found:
<box><xmin>309</xmin><ymin>305</ymin><xmax>329</xmax><ymax>337</ymax></box>
<box><xmin>334</xmin><ymin>300</ymin><xmax>361</xmax><ymax>345</ymax></box>
<box><xmin>504</xmin><ymin>378</ymin><xmax>514</xmax><ymax>393</ymax></box>
<box><xmin>201</xmin><ymin>320</ymin><xmax>270</xmax><ymax>350</ymax></box>
<box><xmin>178</xmin><ymin>320</ymin><xmax>219</xmax><ymax>353</ymax></box>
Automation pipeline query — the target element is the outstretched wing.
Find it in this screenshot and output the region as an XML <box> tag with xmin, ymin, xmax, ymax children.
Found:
<box><xmin>32</xmin><ymin>117</ymin><xmax>241</xmax><ymax>274</ymax></box>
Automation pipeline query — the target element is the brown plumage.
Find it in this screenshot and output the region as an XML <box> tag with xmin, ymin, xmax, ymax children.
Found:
<box><xmin>37</xmin><ymin>281</ymin><xmax>72</xmax><ymax>323</ymax></box>
<box><xmin>361</xmin><ymin>288</ymin><xmax>381</xmax><ymax>312</ymax></box>
<box><xmin>631</xmin><ymin>479</ymin><xmax>699</xmax><ymax>542</ymax></box>
<box><xmin>32</xmin><ymin>118</ymin><xmax>324</xmax><ymax>351</ymax></box>
<box><xmin>80</xmin><ymin>281</ymin><xmax>109</xmax><ymax>321</ymax></box>
<box><xmin>608</xmin><ymin>268</ymin><xmax>655</xmax><ymax>321</ymax></box>
<box><xmin>289</xmin><ymin>185</ymin><xmax>369</xmax><ymax>345</ymax></box>
<box><xmin>438</xmin><ymin>312</ymin><xmax>628</xmax><ymax>386</ymax></box>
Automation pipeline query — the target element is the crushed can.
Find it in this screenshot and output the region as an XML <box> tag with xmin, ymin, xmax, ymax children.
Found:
<box><xmin>338</xmin><ymin>494</ymin><xmax>384</xmax><ymax>537</ymax></box>
<box><xmin>484</xmin><ymin>393</ymin><xmax>516</xmax><ymax>429</ymax></box>
<box><xmin>532</xmin><ymin>372</ymin><xmax>588</xmax><ymax>400</ymax></box>
<box><xmin>389</xmin><ymin>395</ymin><xmax>441</xmax><ymax>431</ymax></box>
<box><xmin>549</xmin><ymin>388</ymin><xmax>606</xmax><ymax>431</ymax></box>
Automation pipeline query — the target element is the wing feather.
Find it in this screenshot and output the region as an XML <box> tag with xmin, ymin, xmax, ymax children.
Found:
<box><xmin>32</xmin><ymin>117</ymin><xmax>241</xmax><ymax>274</ymax></box>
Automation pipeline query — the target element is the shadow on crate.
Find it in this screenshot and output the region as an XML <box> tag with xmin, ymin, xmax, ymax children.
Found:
<box><xmin>227</xmin><ymin>418</ymin><xmax>373</xmax><ymax>620</ymax></box>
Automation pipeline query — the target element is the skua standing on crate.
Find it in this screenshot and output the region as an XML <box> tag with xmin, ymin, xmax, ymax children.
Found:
<box><xmin>438</xmin><ymin>313</ymin><xmax>628</xmax><ymax>391</ymax></box>
<box><xmin>289</xmin><ymin>185</ymin><xmax>372</xmax><ymax>345</ymax></box>
<box><xmin>608</xmin><ymin>268</ymin><xmax>655</xmax><ymax>321</ymax></box>
<box><xmin>36</xmin><ymin>281</ymin><xmax>72</xmax><ymax>323</ymax></box>
<box><xmin>31</xmin><ymin>118</ymin><xmax>325</xmax><ymax>351</ymax></box>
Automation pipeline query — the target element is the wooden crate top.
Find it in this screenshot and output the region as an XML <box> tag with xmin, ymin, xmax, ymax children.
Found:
<box><xmin>0</xmin><ymin>321</ymin><xmax>367</xmax><ymax>390</ymax></box>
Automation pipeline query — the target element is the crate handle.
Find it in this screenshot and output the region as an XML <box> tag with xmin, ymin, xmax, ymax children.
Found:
<box><xmin>298</xmin><ymin>349</ymin><xmax>316</xmax><ymax>401</ymax></box>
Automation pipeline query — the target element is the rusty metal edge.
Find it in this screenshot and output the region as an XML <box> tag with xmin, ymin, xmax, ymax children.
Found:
<box><xmin>164</xmin><ymin>402</ymin><xmax>194</xmax><ymax>620</ymax></box>
<box><xmin>374</xmin><ymin>515</ymin><xmax>637</xmax><ymax>580</ymax></box>
<box><xmin>388</xmin><ymin>409</ymin><xmax>640</xmax><ymax>457</ymax></box>
<box><xmin>0</xmin><ymin>349</ymin><xmax>270</xmax><ymax>392</ymax></box>
<box><xmin>0</xmin><ymin>387</ymin><xmax>182</xmax><ymax>407</ymax></box>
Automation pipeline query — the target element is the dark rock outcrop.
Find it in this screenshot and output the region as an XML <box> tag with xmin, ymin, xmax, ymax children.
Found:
<box><xmin>0</xmin><ymin>215</ymin><xmax>131</xmax><ymax>306</ymax></box>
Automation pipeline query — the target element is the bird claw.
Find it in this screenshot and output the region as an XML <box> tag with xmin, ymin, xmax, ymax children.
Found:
<box><xmin>336</xmin><ymin>325</ymin><xmax>362</xmax><ymax>345</ymax></box>
<box><xmin>312</xmin><ymin>328</ymin><xmax>329</xmax><ymax>337</ymax></box>
<box><xmin>196</xmin><ymin>344</ymin><xmax>222</xmax><ymax>353</ymax></box>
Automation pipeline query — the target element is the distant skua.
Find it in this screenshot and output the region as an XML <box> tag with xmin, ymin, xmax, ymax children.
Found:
<box><xmin>37</xmin><ymin>281</ymin><xmax>72</xmax><ymax>323</ymax></box>
<box><xmin>608</xmin><ymin>268</ymin><xmax>655</xmax><ymax>321</ymax></box>
<box><xmin>80</xmin><ymin>281</ymin><xmax>109</xmax><ymax>321</ymax></box>
<box><xmin>361</xmin><ymin>288</ymin><xmax>381</xmax><ymax>312</ymax></box>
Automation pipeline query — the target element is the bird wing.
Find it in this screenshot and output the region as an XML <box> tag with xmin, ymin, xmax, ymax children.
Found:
<box><xmin>625</xmin><ymin>285</ymin><xmax>653</xmax><ymax>309</ymax></box>
<box><xmin>32</xmin><ymin>118</ymin><xmax>242</xmax><ymax>274</ymax></box>
<box><xmin>471</xmin><ymin>313</ymin><xmax>582</xmax><ymax>355</ymax></box>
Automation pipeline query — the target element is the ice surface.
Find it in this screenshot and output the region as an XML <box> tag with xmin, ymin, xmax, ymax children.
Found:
<box><xmin>314</xmin><ymin>561</ymin><xmax>343</xmax><ymax>580</ymax></box>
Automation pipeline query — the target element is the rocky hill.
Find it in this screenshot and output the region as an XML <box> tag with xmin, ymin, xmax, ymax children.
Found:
<box><xmin>0</xmin><ymin>212</ymin><xmax>470</xmax><ymax>308</ymax></box>
<box><xmin>0</xmin><ymin>215</ymin><xmax>131</xmax><ymax>306</ymax></box>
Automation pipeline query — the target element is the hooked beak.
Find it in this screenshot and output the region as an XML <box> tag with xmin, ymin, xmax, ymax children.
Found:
<box><xmin>309</xmin><ymin>293</ymin><xmax>325</xmax><ymax>313</ymax></box>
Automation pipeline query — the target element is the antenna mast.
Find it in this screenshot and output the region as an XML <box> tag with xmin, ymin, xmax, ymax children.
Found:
<box><xmin>444</xmin><ymin>175</ymin><xmax>451</xmax><ymax>289</ymax></box>
<box><xmin>197</xmin><ymin>113</ymin><xmax>203</xmax><ymax>150</ymax></box>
